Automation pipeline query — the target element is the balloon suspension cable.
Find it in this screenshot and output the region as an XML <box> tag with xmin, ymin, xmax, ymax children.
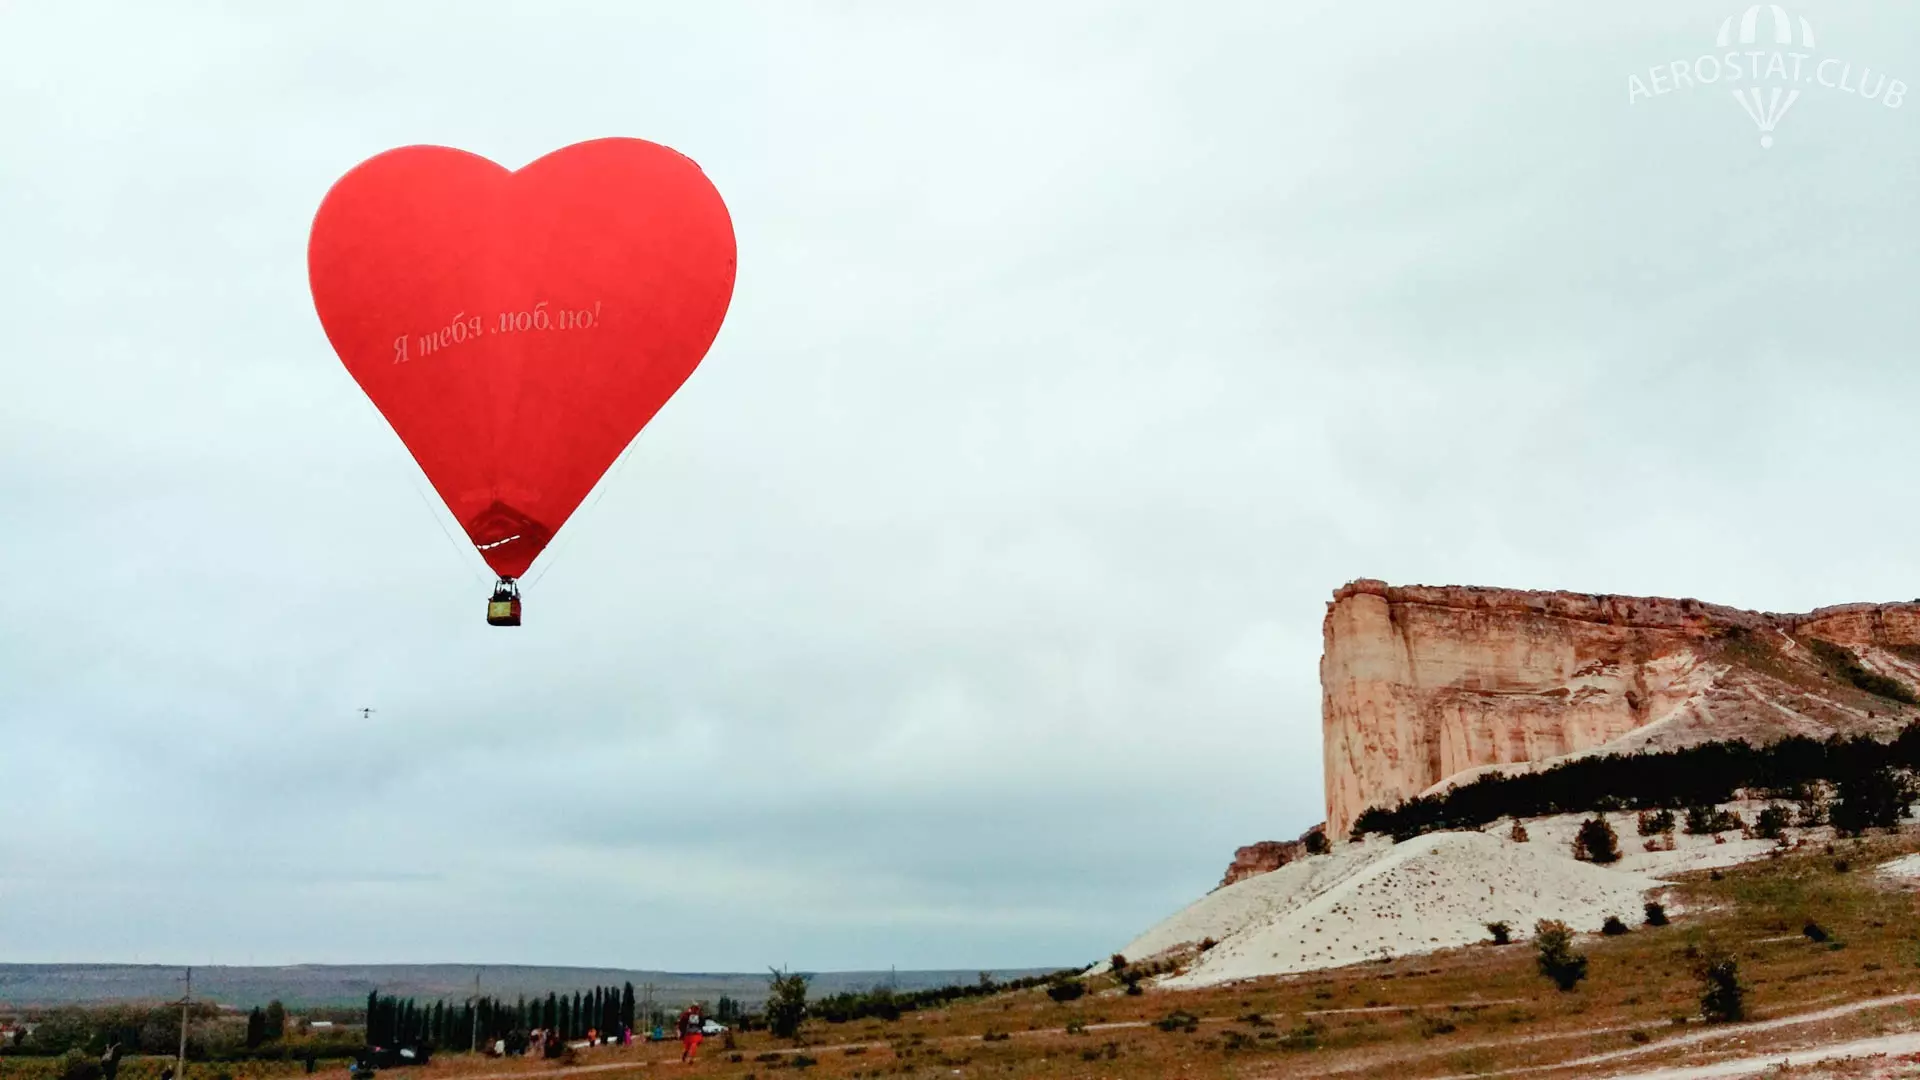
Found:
<box><xmin>351</xmin><ymin>391</ymin><xmax>488</xmax><ymax>587</ymax></box>
<box><xmin>523</xmin><ymin>436</ymin><xmax>643</xmax><ymax>590</ymax></box>
<box><xmin>411</xmin><ymin>472</ymin><xmax>489</xmax><ymax>587</ymax></box>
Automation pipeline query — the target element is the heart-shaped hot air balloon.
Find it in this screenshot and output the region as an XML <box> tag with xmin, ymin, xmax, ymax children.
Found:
<box><xmin>308</xmin><ymin>138</ymin><xmax>736</xmax><ymax>624</ymax></box>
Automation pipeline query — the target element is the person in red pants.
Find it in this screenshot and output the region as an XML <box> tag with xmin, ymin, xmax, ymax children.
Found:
<box><xmin>676</xmin><ymin>1003</ymin><xmax>705</xmax><ymax>1063</ymax></box>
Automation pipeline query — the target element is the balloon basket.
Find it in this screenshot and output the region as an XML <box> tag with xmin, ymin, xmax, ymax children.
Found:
<box><xmin>487</xmin><ymin>578</ymin><xmax>522</xmax><ymax>627</ymax></box>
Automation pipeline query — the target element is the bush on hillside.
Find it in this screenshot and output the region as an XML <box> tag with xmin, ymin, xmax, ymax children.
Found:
<box><xmin>1805</xmin><ymin>638</ymin><xmax>1919</xmax><ymax>704</ymax></box>
<box><xmin>1830</xmin><ymin>768</ymin><xmax>1917</xmax><ymax>835</ymax></box>
<box><xmin>1698</xmin><ymin>957</ymin><xmax>1746</xmax><ymax>1023</ymax></box>
<box><xmin>1637</xmin><ymin>808</ymin><xmax>1676</xmax><ymax>836</ymax></box>
<box><xmin>1572</xmin><ymin>817</ymin><xmax>1621</xmax><ymax>864</ymax></box>
<box><xmin>1754</xmin><ymin>803</ymin><xmax>1792</xmax><ymax>839</ymax></box>
<box><xmin>1045</xmin><ymin>979</ymin><xmax>1085</xmax><ymax>1004</ymax></box>
<box><xmin>1534</xmin><ymin>920</ymin><xmax>1588</xmax><ymax>991</ymax></box>
<box><xmin>1685</xmin><ymin>805</ymin><xmax>1743</xmax><ymax>836</ymax></box>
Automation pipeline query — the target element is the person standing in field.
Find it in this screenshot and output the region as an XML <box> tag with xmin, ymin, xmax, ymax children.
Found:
<box><xmin>676</xmin><ymin>1003</ymin><xmax>704</xmax><ymax>1063</ymax></box>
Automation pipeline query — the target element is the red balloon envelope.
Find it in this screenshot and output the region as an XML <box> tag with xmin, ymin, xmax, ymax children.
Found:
<box><xmin>308</xmin><ymin>137</ymin><xmax>736</xmax><ymax>583</ymax></box>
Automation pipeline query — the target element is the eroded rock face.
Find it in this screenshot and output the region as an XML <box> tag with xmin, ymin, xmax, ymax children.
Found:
<box><xmin>1218</xmin><ymin>841</ymin><xmax>1304</xmax><ymax>889</ymax></box>
<box><xmin>1321</xmin><ymin>580</ymin><xmax>1920</xmax><ymax>837</ymax></box>
<box><xmin>1216</xmin><ymin>825</ymin><xmax>1328</xmax><ymax>888</ymax></box>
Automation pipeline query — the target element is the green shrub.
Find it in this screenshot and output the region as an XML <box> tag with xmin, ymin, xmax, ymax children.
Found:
<box><xmin>1637</xmin><ymin>808</ymin><xmax>1676</xmax><ymax>835</ymax></box>
<box><xmin>1753</xmin><ymin>804</ymin><xmax>1791</xmax><ymax>839</ymax></box>
<box><xmin>1831</xmin><ymin>769</ymin><xmax>1917</xmax><ymax>835</ymax></box>
<box><xmin>1486</xmin><ymin>922</ymin><xmax>1512</xmax><ymax>946</ymax></box>
<box><xmin>1534</xmin><ymin>920</ymin><xmax>1588</xmax><ymax>991</ymax></box>
<box><xmin>1685</xmin><ymin>805</ymin><xmax>1742</xmax><ymax>835</ymax></box>
<box><xmin>1644</xmin><ymin>901</ymin><xmax>1669</xmax><ymax>927</ymax></box>
<box><xmin>1573</xmin><ymin>817</ymin><xmax>1621</xmax><ymax>863</ymax></box>
<box><xmin>1698</xmin><ymin>959</ymin><xmax>1745</xmax><ymax>1023</ymax></box>
<box><xmin>1155</xmin><ymin>1011</ymin><xmax>1199</xmax><ymax>1033</ymax></box>
<box><xmin>1045</xmin><ymin>980</ymin><xmax>1085</xmax><ymax>1004</ymax></box>
<box><xmin>1805</xmin><ymin>639</ymin><xmax>1918</xmax><ymax>703</ymax></box>
<box><xmin>1602</xmin><ymin>916</ymin><xmax>1629</xmax><ymax>936</ymax></box>
<box><xmin>1304</xmin><ymin>829</ymin><xmax>1330</xmax><ymax>855</ymax></box>
<box><xmin>1281</xmin><ymin>1020</ymin><xmax>1324</xmax><ymax>1050</ymax></box>
<box><xmin>765</xmin><ymin>968</ymin><xmax>811</xmax><ymax>1041</ymax></box>
<box><xmin>1417</xmin><ymin>1014</ymin><xmax>1457</xmax><ymax>1037</ymax></box>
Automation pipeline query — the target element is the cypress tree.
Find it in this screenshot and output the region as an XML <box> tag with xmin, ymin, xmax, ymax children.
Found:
<box><xmin>544</xmin><ymin>992</ymin><xmax>557</xmax><ymax>1031</ymax></box>
<box><xmin>622</xmin><ymin>984</ymin><xmax>636</xmax><ymax>1030</ymax></box>
<box><xmin>247</xmin><ymin>1007</ymin><xmax>266</xmax><ymax>1049</ymax></box>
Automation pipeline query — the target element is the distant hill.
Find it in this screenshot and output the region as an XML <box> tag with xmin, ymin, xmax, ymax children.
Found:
<box><xmin>0</xmin><ymin>964</ymin><xmax>1064</xmax><ymax>1010</ymax></box>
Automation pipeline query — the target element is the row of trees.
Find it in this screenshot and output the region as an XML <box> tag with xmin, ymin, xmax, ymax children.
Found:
<box><xmin>10</xmin><ymin>968</ymin><xmax>1083</xmax><ymax>1059</ymax></box>
<box><xmin>366</xmin><ymin>983</ymin><xmax>651</xmax><ymax>1048</ymax></box>
<box><xmin>806</xmin><ymin>969</ymin><xmax>1082</xmax><ymax>1025</ymax></box>
<box><xmin>242</xmin><ymin>1002</ymin><xmax>286</xmax><ymax>1049</ymax></box>
<box><xmin>1352</xmin><ymin>723</ymin><xmax>1920</xmax><ymax>841</ymax></box>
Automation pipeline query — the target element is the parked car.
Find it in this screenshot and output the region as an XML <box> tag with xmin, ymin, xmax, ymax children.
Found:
<box><xmin>362</xmin><ymin>1045</ymin><xmax>433</xmax><ymax>1069</ymax></box>
<box><xmin>701</xmin><ymin>1020</ymin><xmax>727</xmax><ymax>1036</ymax></box>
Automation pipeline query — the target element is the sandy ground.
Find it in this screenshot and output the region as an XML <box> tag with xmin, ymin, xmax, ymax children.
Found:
<box><xmin>1875</xmin><ymin>852</ymin><xmax>1920</xmax><ymax>878</ymax></box>
<box><xmin>1120</xmin><ymin>829</ymin><xmax>1670</xmax><ymax>989</ymax></box>
<box><xmin>1113</xmin><ymin>802</ymin><xmax>1860</xmax><ymax>988</ymax></box>
<box><xmin>1479</xmin><ymin>803</ymin><xmax>1811</xmax><ymax>878</ymax></box>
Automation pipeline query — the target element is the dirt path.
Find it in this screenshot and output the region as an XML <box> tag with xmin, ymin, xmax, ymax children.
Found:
<box><xmin>1404</xmin><ymin>992</ymin><xmax>1920</xmax><ymax>1080</ymax></box>
<box><xmin>1599</xmin><ymin>1030</ymin><xmax>1920</xmax><ymax>1079</ymax></box>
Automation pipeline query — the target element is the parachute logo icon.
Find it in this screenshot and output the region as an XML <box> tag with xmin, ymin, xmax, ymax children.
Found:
<box><xmin>1627</xmin><ymin>9</ymin><xmax>1905</xmax><ymax>151</ymax></box>
<box><xmin>1716</xmin><ymin>6</ymin><xmax>1817</xmax><ymax>148</ymax></box>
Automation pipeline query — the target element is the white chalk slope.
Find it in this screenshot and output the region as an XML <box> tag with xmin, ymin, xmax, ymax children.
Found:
<box><xmin>1119</xmin><ymin>830</ymin><xmax>1670</xmax><ymax>989</ymax></box>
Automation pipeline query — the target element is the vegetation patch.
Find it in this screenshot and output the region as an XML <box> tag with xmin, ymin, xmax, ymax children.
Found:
<box><xmin>1805</xmin><ymin>638</ymin><xmax>1919</xmax><ymax>704</ymax></box>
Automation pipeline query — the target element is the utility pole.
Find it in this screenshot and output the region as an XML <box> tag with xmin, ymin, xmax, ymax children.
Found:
<box><xmin>469</xmin><ymin>970</ymin><xmax>480</xmax><ymax>1053</ymax></box>
<box><xmin>176</xmin><ymin>968</ymin><xmax>192</xmax><ymax>1080</ymax></box>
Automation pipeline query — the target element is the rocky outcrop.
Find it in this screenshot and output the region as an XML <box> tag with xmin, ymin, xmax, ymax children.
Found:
<box><xmin>1218</xmin><ymin>841</ymin><xmax>1305</xmax><ymax>889</ymax></box>
<box><xmin>1321</xmin><ymin>580</ymin><xmax>1920</xmax><ymax>837</ymax></box>
<box><xmin>1216</xmin><ymin>825</ymin><xmax>1328</xmax><ymax>889</ymax></box>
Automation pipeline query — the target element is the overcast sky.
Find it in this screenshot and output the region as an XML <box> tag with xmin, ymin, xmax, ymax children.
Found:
<box><xmin>2</xmin><ymin>1</ymin><xmax>1917</xmax><ymax>974</ymax></box>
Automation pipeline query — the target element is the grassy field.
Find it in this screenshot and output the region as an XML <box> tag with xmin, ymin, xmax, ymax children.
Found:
<box><xmin>9</xmin><ymin>828</ymin><xmax>1917</xmax><ymax>1080</ymax></box>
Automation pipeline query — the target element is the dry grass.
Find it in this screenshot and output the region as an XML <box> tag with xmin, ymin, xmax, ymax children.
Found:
<box><xmin>7</xmin><ymin>828</ymin><xmax>1917</xmax><ymax>1080</ymax></box>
